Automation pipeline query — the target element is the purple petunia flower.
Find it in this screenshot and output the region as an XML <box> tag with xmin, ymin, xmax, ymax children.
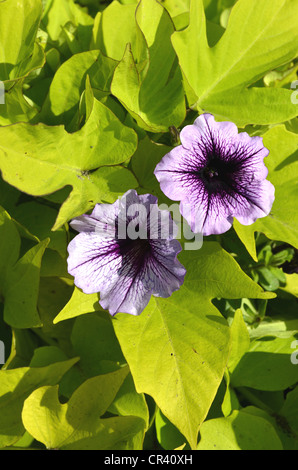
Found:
<box><xmin>154</xmin><ymin>113</ymin><xmax>275</xmax><ymax>236</ymax></box>
<box><xmin>67</xmin><ymin>190</ymin><xmax>186</xmax><ymax>316</ymax></box>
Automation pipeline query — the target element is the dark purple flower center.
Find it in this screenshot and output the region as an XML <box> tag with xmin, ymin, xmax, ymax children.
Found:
<box><xmin>115</xmin><ymin>236</ymin><xmax>152</xmax><ymax>279</ymax></box>
<box><xmin>130</xmin><ymin>237</ymin><xmax>152</xmax><ymax>255</ymax></box>
<box><xmin>201</xmin><ymin>164</ymin><xmax>219</xmax><ymax>182</ymax></box>
<box><xmin>198</xmin><ymin>153</ymin><xmax>240</xmax><ymax>195</ymax></box>
<box><xmin>118</xmin><ymin>232</ymin><xmax>152</xmax><ymax>259</ymax></box>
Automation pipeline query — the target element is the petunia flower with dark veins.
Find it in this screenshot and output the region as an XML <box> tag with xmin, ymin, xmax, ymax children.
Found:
<box><xmin>67</xmin><ymin>190</ymin><xmax>186</xmax><ymax>316</ymax></box>
<box><xmin>154</xmin><ymin>114</ymin><xmax>275</xmax><ymax>236</ymax></box>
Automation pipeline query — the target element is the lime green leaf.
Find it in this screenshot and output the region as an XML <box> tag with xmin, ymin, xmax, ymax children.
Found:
<box><xmin>264</xmin><ymin>63</ymin><xmax>298</xmax><ymax>88</ymax></box>
<box><xmin>0</xmin><ymin>207</ymin><xmax>21</xmax><ymax>289</ymax></box>
<box><xmin>222</xmin><ymin>309</ymin><xmax>248</xmax><ymax>414</ymax></box>
<box><xmin>231</xmin><ymin>333</ymin><xmax>298</xmax><ymax>390</ymax></box>
<box><xmin>0</xmin><ymin>83</ymin><xmax>38</xmax><ymax>126</ymax></box>
<box><xmin>199</xmin><ymin>87</ymin><xmax>298</xmax><ymax>127</ymax></box>
<box><xmin>233</xmin><ymin>219</ymin><xmax>258</xmax><ymax>262</ymax></box>
<box><xmin>29</xmin><ymin>346</ymin><xmax>85</xmax><ymax>400</ymax></box>
<box><xmin>83</xmin><ymin>75</ymin><xmax>95</xmax><ymax>123</ymax></box>
<box><xmin>22</xmin><ymin>367</ymin><xmax>145</xmax><ymax>450</ymax></box>
<box><xmin>41</xmin><ymin>0</ymin><xmax>93</xmax><ymax>43</ymax></box>
<box><xmin>91</xmin><ymin>1</ymin><xmax>138</xmax><ymax>61</ymax></box>
<box><xmin>111</xmin><ymin>0</ymin><xmax>186</xmax><ymax>132</ymax></box>
<box><xmin>221</xmin><ymin>371</ymin><xmax>240</xmax><ymax>418</ymax></box>
<box><xmin>30</xmin><ymin>346</ymin><xmax>70</xmax><ymax>368</ymax></box>
<box><xmin>155</xmin><ymin>409</ymin><xmax>187</xmax><ymax>450</ymax></box>
<box><xmin>0</xmin><ymin>208</ymin><xmax>49</xmax><ymax>332</ymax></box>
<box><xmin>38</xmin><ymin>50</ymin><xmax>117</xmax><ymax>127</ymax></box>
<box><xmin>227</xmin><ymin>309</ymin><xmax>250</xmax><ymax>373</ymax></box>
<box><xmin>0</xmin><ymin>358</ymin><xmax>78</xmax><ymax>448</ymax></box>
<box><xmin>0</xmin><ymin>177</ymin><xmax>20</xmax><ymax>213</ymax></box>
<box><xmin>108</xmin><ymin>374</ymin><xmax>149</xmax><ymax>433</ymax></box>
<box><xmin>280</xmin><ymin>274</ymin><xmax>298</xmax><ymax>298</ymax></box>
<box><xmin>37</xmin><ymin>277</ymin><xmax>73</xmax><ymax>335</ymax></box>
<box><xmin>234</xmin><ymin>126</ymin><xmax>298</xmax><ymax>253</ymax></box>
<box><xmin>180</xmin><ymin>243</ymin><xmax>275</xmax><ymax>301</ymax></box>
<box><xmin>0</xmin><ymin>0</ymin><xmax>45</xmax><ymax>84</ymax></box>
<box><xmin>71</xmin><ymin>313</ymin><xmax>126</xmax><ymax>376</ymax></box>
<box><xmin>0</xmin><ymin>97</ymin><xmax>138</xmax><ymax>230</ymax></box>
<box><xmin>113</xmin><ymin>299</ymin><xmax>223</xmax><ymax>450</ymax></box>
<box><xmin>54</xmin><ymin>287</ymin><xmax>101</xmax><ymax>324</ymax></box>
<box><xmin>52</xmin><ymin>165</ymin><xmax>137</xmax><ymax>231</ymax></box>
<box><xmin>113</xmin><ymin>242</ymin><xmax>273</xmax><ymax>449</ymax></box>
<box><xmin>39</xmin><ymin>248</ymin><xmax>70</xmax><ymax>279</ymax></box>
<box><xmin>172</xmin><ymin>0</ymin><xmax>298</xmax><ymax>125</ymax></box>
<box><xmin>130</xmin><ymin>136</ymin><xmax>171</xmax><ymax>200</ymax></box>
<box><xmin>160</xmin><ymin>0</ymin><xmax>190</xmax><ymax>20</ymax></box>
<box><xmin>3</xmin><ymin>238</ymin><xmax>49</xmax><ymax>328</ymax></box>
<box><xmin>197</xmin><ymin>409</ymin><xmax>283</xmax><ymax>450</ymax></box>
<box><xmin>280</xmin><ymin>387</ymin><xmax>298</xmax><ymax>437</ymax></box>
<box><xmin>11</xmin><ymin>202</ymin><xmax>68</xmax><ymax>258</ymax></box>
<box><xmin>11</xmin><ymin>431</ymin><xmax>35</xmax><ymax>449</ymax></box>
<box><xmin>3</xmin><ymin>328</ymin><xmax>39</xmax><ymax>370</ymax></box>
<box><xmin>70</xmin><ymin>313</ymin><xmax>149</xmax><ymax>438</ymax></box>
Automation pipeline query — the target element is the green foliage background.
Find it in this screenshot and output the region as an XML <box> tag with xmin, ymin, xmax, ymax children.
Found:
<box><xmin>0</xmin><ymin>0</ymin><xmax>297</xmax><ymax>450</ymax></box>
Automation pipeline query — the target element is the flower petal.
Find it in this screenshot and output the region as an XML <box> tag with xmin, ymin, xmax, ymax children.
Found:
<box><xmin>149</xmin><ymin>239</ymin><xmax>186</xmax><ymax>297</ymax></box>
<box><xmin>181</xmin><ymin>192</ymin><xmax>234</xmax><ymax>236</ymax></box>
<box><xmin>70</xmin><ymin>201</ymin><xmax>118</xmax><ymax>237</ymax></box>
<box><xmin>99</xmin><ymin>239</ymin><xmax>186</xmax><ymax>316</ymax></box>
<box><xmin>233</xmin><ymin>179</ymin><xmax>275</xmax><ymax>225</ymax></box>
<box><xmin>67</xmin><ymin>232</ymin><xmax>121</xmax><ymax>294</ymax></box>
<box><xmin>233</xmin><ymin>132</ymin><xmax>270</xmax><ymax>180</ymax></box>
<box><xmin>98</xmin><ymin>259</ymin><xmax>153</xmax><ymax>316</ymax></box>
<box><xmin>154</xmin><ymin>113</ymin><xmax>275</xmax><ymax>236</ymax></box>
<box><xmin>67</xmin><ymin>190</ymin><xmax>186</xmax><ymax>316</ymax></box>
<box><xmin>154</xmin><ymin>146</ymin><xmax>201</xmax><ymax>201</ymax></box>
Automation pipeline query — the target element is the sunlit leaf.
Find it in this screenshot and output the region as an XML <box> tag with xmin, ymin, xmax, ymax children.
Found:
<box><xmin>172</xmin><ymin>0</ymin><xmax>298</xmax><ymax>125</ymax></box>
<box><xmin>111</xmin><ymin>0</ymin><xmax>186</xmax><ymax>132</ymax></box>
<box><xmin>22</xmin><ymin>367</ymin><xmax>146</xmax><ymax>450</ymax></box>
<box><xmin>113</xmin><ymin>242</ymin><xmax>274</xmax><ymax>449</ymax></box>
<box><xmin>0</xmin><ymin>97</ymin><xmax>138</xmax><ymax>229</ymax></box>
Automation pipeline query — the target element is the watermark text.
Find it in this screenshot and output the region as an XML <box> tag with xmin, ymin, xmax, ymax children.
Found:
<box><xmin>0</xmin><ymin>340</ymin><xmax>5</xmax><ymax>365</ymax></box>
<box><xmin>291</xmin><ymin>80</ymin><xmax>298</xmax><ymax>104</ymax></box>
<box><xmin>291</xmin><ymin>340</ymin><xmax>298</xmax><ymax>365</ymax></box>
<box><xmin>94</xmin><ymin>197</ymin><xmax>203</xmax><ymax>251</ymax></box>
<box><xmin>0</xmin><ymin>81</ymin><xmax>4</xmax><ymax>104</ymax></box>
